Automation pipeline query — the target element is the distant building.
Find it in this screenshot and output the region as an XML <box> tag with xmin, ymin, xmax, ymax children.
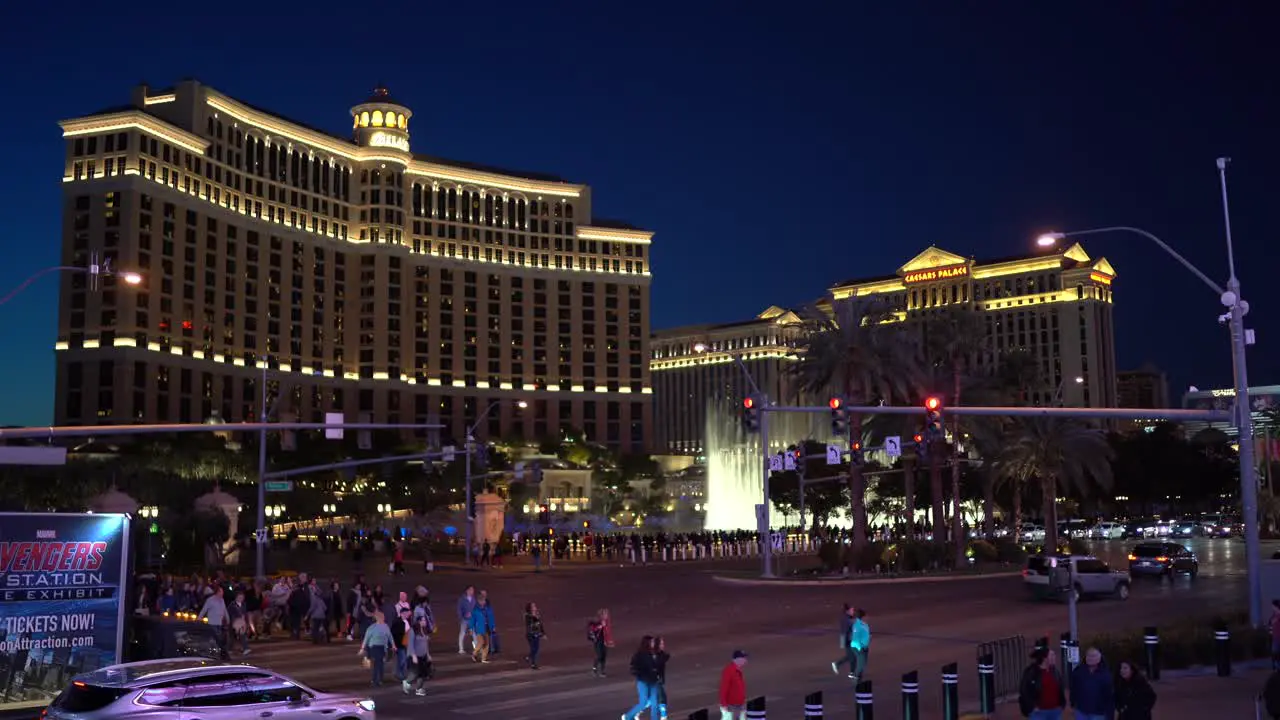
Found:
<box><xmin>1118</xmin><ymin>364</ymin><xmax>1169</xmax><ymax>409</ymax></box>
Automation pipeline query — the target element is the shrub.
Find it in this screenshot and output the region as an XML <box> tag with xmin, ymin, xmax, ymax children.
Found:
<box><xmin>995</xmin><ymin>540</ymin><xmax>1028</xmax><ymax>564</ymax></box>
<box><xmin>817</xmin><ymin>539</ymin><xmax>845</xmax><ymax>571</ymax></box>
<box><xmin>968</xmin><ymin>539</ymin><xmax>999</xmax><ymax>563</ymax></box>
<box><xmin>1085</xmin><ymin>612</ymin><xmax>1269</xmax><ymax>670</ymax></box>
<box><xmin>897</xmin><ymin>540</ymin><xmax>952</xmax><ymax>572</ymax></box>
<box><xmin>1066</xmin><ymin>537</ymin><xmax>1092</xmax><ymax>556</ymax></box>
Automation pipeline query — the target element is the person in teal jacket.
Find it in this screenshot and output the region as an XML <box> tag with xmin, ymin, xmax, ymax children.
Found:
<box><xmin>849</xmin><ymin>608</ymin><xmax>871</xmax><ymax>683</ymax></box>
<box><xmin>468</xmin><ymin>597</ymin><xmax>495</xmax><ymax>663</ymax></box>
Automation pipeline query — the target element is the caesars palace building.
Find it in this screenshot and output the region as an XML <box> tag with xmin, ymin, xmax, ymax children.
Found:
<box><xmin>652</xmin><ymin>245</ymin><xmax>1118</xmax><ymax>456</ymax></box>
<box><xmin>53</xmin><ymin>80</ymin><xmax>653</xmax><ymax>452</ymax></box>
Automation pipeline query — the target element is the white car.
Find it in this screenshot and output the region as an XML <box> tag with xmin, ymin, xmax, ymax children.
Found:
<box><xmin>1091</xmin><ymin>522</ymin><xmax>1125</xmax><ymax>539</ymax></box>
<box><xmin>1021</xmin><ymin>524</ymin><xmax>1046</xmax><ymax>542</ymax></box>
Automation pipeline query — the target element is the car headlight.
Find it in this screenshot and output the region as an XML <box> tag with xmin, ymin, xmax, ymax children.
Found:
<box><xmin>357</xmin><ymin>699</ymin><xmax>376</xmax><ymax>712</ymax></box>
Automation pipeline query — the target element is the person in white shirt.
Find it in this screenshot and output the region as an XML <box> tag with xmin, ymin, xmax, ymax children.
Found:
<box><xmin>198</xmin><ymin>586</ymin><xmax>229</xmax><ymax>647</ymax></box>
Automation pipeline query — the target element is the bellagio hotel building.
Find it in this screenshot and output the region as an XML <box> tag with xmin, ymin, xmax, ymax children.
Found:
<box><xmin>54</xmin><ymin>80</ymin><xmax>654</xmax><ymax>452</ymax></box>
<box><xmin>652</xmin><ymin>244</ymin><xmax>1117</xmax><ymax>455</ymax></box>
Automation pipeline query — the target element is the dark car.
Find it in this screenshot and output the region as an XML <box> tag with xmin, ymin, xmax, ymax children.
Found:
<box><xmin>1128</xmin><ymin>542</ymin><xmax>1198</xmax><ymax>579</ymax></box>
<box><xmin>1169</xmin><ymin>520</ymin><xmax>1199</xmax><ymax>538</ymax></box>
<box><xmin>127</xmin><ymin>613</ymin><xmax>228</xmax><ymax>662</ymax></box>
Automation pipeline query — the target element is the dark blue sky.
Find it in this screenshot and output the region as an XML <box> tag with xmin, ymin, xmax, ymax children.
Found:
<box><xmin>1</xmin><ymin>3</ymin><xmax>1276</xmax><ymax>425</ymax></box>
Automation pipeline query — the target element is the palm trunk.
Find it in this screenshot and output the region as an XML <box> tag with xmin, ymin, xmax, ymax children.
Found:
<box><xmin>904</xmin><ymin>456</ymin><xmax>917</xmax><ymax>540</ymax></box>
<box><xmin>1042</xmin><ymin>475</ymin><xmax>1058</xmax><ymax>552</ymax></box>
<box><xmin>848</xmin><ymin>416</ymin><xmax>869</xmax><ymax>552</ymax></box>
<box><xmin>1012</xmin><ymin>481</ymin><xmax>1023</xmax><ymax>542</ymax></box>
<box><xmin>929</xmin><ymin>449</ymin><xmax>945</xmax><ymax>547</ymax></box>
<box><xmin>981</xmin><ymin>468</ymin><xmax>995</xmax><ymax>538</ymax></box>
<box><xmin>951</xmin><ymin>368</ymin><xmax>964</xmax><ymax>566</ymax></box>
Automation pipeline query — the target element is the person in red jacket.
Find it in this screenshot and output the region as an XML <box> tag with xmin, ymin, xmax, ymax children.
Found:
<box><xmin>718</xmin><ymin>650</ymin><xmax>749</xmax><ymax>720</ymax></box>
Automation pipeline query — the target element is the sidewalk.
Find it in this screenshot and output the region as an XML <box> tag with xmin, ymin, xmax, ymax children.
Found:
<box><xmin>1143</xmin><ymin>667</ymin><xmax>1268</xmax><ymax>720</ymax></box>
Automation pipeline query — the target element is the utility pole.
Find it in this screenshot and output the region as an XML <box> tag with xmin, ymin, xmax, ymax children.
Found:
<box><xmin>255</xmin><ymin>366</ymin><xmax>268</xmax><ymax>580</ymax></box>
<box><xmin>759</xmin><ymin>397</ymin><xmax>773</xmax><ymax>578</ymax></box>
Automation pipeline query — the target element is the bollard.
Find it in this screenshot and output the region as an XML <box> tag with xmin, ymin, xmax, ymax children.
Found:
<box><xmin>688</xmin><ymin>710</ymin><xmax>709</xmax><ymax>720</ymax></box>
<box><xmin>746</xmin><ymin>695</ymin><xmax>767</xmax><ymax>720</ymax></box>
<box><xmin>978</xmin><ymin>653</ymin><xmax>996</xmax><ymax>715</ymax></box>
<box><xmin>901</xmin><ymin>670</ymin><xmax>920</xmax><ymax>720</ymax></box>
<box><xmin>1214</xmin><ymin>623</ymin><xmax>1231</xmax><ymax>677</ymax></box>
<box><xmin>1143</xmin><ymin>626</ymin><xmax>1160</xmax><ymax>681</ymax></box>
<box><xmin>941</xmin><ymin>662</ymin><xmax>959</xmax><ymax>720</ymax></box>
<box><xmin>803</xmin><ymin>690</ymin><xmax>823</xmax><ymax>720</ymax></box>
<box><xmin>855</xmin><ymin>680</ymin><xmax>874</xmax><ymax>720</ymax></box>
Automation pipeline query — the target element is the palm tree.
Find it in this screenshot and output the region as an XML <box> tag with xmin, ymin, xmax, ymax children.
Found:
<box><xmin>921</xmin><ymin>306</ymin><xmax>989</xmax><ymax>561</ymax></box>
<box><xmin>864</xmin><ymin>412</ymin><xmax>924</xmax><ymax>538</ymax></box>
<box><xmin>791</xmin><ymin>298</ymin><xmax>918</xmax><ymax>550</ymax></box>
<box><xmin>1001</xmin><ymin>416</ymin><xmax>1115</xmax><ymax>551</ymax></box>
<box><xmin>969</xmin><ymin>349</ymin><xmax>1047</xmax><ymax>537</ymax></box>
<box><xmin>990</xmin><ymin>444</ymin><xmax>1037</xmax><ymax>542</ymax></box>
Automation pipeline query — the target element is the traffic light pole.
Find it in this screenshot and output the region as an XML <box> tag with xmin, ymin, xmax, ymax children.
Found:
<box><xmin>760</xmin><ymin>398</ymin><xmax>773</xmax><ymax>579</ymax></box>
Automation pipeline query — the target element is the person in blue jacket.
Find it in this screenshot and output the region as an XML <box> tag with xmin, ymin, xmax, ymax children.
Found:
<box><xmin>849</xmin><ymin>608</ymin><xmax>871</xmax><ymax>683</ymax></box>
<box><xmin>1069</xmin><ymin>646</ymin><xmax>1115</xmax><ymax>720</ymax></box>
<box><xmin>468</xmin><ymin>596</ymin><xmax>495</xmax><ymax>663</ymax></box>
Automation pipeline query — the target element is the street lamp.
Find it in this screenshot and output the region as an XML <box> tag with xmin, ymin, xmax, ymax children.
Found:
<box><xmin>0</xmin><ymin>254</ymin><xmax>143</xmax><ymax>307</ymax></box>
<box><xmin>463</xmin><ymin>399</ymin><xmax>528</xmax><ymax>565</ymax></box>
<box><xmin>1037</xmin><ymin>158</ymin><xmax>1263</xmax><ymax>625</ymax></box>
<box><xmin>1052</xmin><ymin>376</ymin><xmax>1084</xmax><ymax>406</ymax></box>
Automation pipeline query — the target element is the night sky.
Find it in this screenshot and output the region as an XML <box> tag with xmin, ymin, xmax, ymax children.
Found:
<box><xmin>1</xmin><ymin>3</ymin><xmax>1277</xmax><ymax>426</ymax></box>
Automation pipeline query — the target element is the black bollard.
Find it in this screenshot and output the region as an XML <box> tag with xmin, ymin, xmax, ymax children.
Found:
<box><xmin>1214</xmin><ymin>623</ymin><xmax>1232</xmax><ymax>677</ymax></box>
<box><xmin>688</xmin><ymin>711</ymin><xmax>709</xmax><ymax>720</ymax></box>
<box><xmin>803</xmin><ymin>691</ymin><xmax>823</xmax><ymax>720</ymax></box>
<box><xmin>901</xmin><ymin>670</ymin><xmax>920</xmax><ymax>720</ymax></box>
<box><xmin>855</xmin><ymin>680</ymin><xmax>874</xmax><ymax>720</ymax></box>
<box><xmin>978</xmin><ymin>653</ymin><xmax>996</xmax><ymax>715</ymax></box>
<box><xmin>1143</xmin><ymin>626</ymin><xmax>1160</xmax><ymax>681</ymax></box>
<box><xmin>941</xmin><ymin>662</ymin><xmax>959</xmax><ymax>720</ymax></box>
<box><xmin>746</xmin><ymin>695</ymin><xmax>766</xmax><ymax>720</ymax></box>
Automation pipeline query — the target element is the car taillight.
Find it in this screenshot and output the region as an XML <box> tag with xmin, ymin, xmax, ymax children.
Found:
<box><xmin>1156</xmin><ymin>556</ymin><xmax>1169</xmax><ymax>563</ymax></box>
<box><xmin>1127</xmin><ymin>554</ymin><xmax>1137</xmax><ymax>561</ymax></box>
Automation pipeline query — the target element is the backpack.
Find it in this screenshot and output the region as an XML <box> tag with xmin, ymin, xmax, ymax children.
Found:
<box><xmin>587</xmin><ymin>621</ymin><xmax>602</xmax><ymax>643</ymax></box>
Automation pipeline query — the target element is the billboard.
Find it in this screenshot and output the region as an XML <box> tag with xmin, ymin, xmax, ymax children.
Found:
<box><xmin>0</xmin><ymin>513</ymin><xmax>130</xmax><ymax>711</ymax></box>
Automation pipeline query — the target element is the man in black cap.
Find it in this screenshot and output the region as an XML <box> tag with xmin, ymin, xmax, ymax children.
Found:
<box><xmin>718</xmin><ymin>650</ymin><xmax>748</xmax><ymax>720</ymax></box>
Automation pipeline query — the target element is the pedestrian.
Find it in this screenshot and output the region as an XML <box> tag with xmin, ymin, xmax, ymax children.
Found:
<box><xmin>718</xmin><ymin>650</ymin><xmax>748</xmax><ymax>720</ymax></box>
<box><xmin>590</xmin><ymin>608</ymin><xmax>614</xmax><ymax>677</ymax></box>
<box><xmin>831</xmin><ymin>604</ymin><xmax>855</xmax><ymax>676</ymax></box>
<box><xmin>622</xmin><ymin>636</ymin><xmax>660</xmax><ymax>720</ymax></box>
<box><xmin>469</xmin><ymin>596</ymin><xmax>494</xmax><ymax>664</ymax></box>
<box><xmin>197</xmin><ymin>586</ymin><xmax>229</xmax><ymax>649</ymax></box>
<box><xmin>456</xmin><ymin>585</ymin><xmax>476</xmax><ymax>655</ymax></box>
<box><xmin>403</xmin><ymin>613</ymin><xmax>433</xmax><ymax>696</ymax></box>
<box><xmin>1017</xmin><ymin>646</ymin><xmax>1066</xmax><ymax>719</ymax></box>
<box><xmin>227</xmin><ymin>590</ymin><xmax>250</xmax><ymax>657</ymax></box>
<box><xmin>654</xmin><ymin>636</ymin><xmax>671</xmax><ymax>720</ymax></box>
<box><xmin>481</xmin><ymin>590</ymin><xmax>502</xmax><ymax>655</ymax></box>
<box><xmin>307</xmin><ymin>583</ymin><xmax>328</xmax><ymax>644</ymax></box>
<box><xmin>848</xmin><ymin>608</ymin><xmax>871</xmax><ymax>683</ymax></box>
<box><xmin>1069</xmin><ymin>647</ymin><xmax>1114</xmax><ymax>720</ymax></box>
<box><xmin>524</xmin><ymin>602</ymin><xmax>546</xmax><ymax>669</ymax></box>
<box><xmin>359</xmin><ymin>610</ymin><xmax>393</xmax><ymax>687</ymax></box>
<box><xmin>1114</xmin><ymin>660</ymin><xmax>1156</xmax><ymax>720</ymax></box>
<box><xmin>482</xmin><ymin>540</ymin><xmax>492</xmax><ymax>567</ymax></box>
<box><xmin>391</xmin><ymin>606</ymin><xmax>413</xmax><ymax>681</ymax></box>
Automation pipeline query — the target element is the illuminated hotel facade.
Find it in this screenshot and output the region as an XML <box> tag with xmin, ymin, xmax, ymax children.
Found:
<box><xmin>652</xmin><ymin>244</ymin><xmax>1118</xmax><ymax>454</ymax></box>
<box><xmin>53</xmin><ymin>80</ymin><xmax>653</xmax><ymax>452</ymax></box>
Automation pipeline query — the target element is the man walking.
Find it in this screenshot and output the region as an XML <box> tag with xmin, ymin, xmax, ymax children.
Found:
<box><xmin>456</xmin><ymin>586</ymin><xmax>476</xmax><ymax>655</ymax></box>
<box><xmin>718</xmin><ymin>650</ymin><xmax>748</xmax><ymax>720</ymax></box>
<box><xmin>1069</xmin><ymin>647</ymin><xmax>1115</xmax><ymax>720</ymax></box>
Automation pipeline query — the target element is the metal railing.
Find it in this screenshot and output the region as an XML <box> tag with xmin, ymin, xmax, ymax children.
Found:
<box><xmin>977</xmin><ymin>635</ymin><xmax>1027</xmax><ymax>700</ymax></box>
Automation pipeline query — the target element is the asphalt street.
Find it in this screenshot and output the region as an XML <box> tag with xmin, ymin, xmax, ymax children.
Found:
<box><xmin>236</xmin><ymin>536</ymin><xmax>1252</xmax><ymax>720</ymax></box>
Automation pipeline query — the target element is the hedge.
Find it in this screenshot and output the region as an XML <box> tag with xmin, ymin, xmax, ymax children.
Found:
<box><xmin>1085</xmin><ymin>612</ymin><xmax>1270</xmax><ymax>670</ymax></box>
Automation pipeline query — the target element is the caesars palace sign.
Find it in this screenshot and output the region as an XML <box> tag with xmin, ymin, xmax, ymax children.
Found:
<box><xmin>903</xmin><ymin>264</ymin><xmax>969</xmax><ymax>284</ymax></box>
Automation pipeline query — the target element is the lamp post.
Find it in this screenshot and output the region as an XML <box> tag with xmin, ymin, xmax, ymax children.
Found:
<box><xmin>1052</xmin><ymin>376</ymin><xmax>1084</xmax><ymax>406</ymax></box>
<box><xmin>1036</xmin><ymin>158</ymin><xmax>1262</xmax><ymax>625</ymax></box>
<box><xmin>464</xmin><ymin>399</ymin><xmax>527</xmax><ymax>565</ymax></box>
<box><xmin>0</xmin><ymin>254</ymin><xmax>142</xmax><ymax>307</ymax></box>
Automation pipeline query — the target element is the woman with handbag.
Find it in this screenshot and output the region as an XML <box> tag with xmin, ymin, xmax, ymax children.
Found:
<box><xmin>524</xmin><ymin>602</ymin><xmax>547</xmax><ymax>669</ymax></box>
<box><xmin>403</xmin><ymin>614</ymin><xmax>433</xmax><ymax>696</ymax></box>
<box><xmin>359</xmin><ymin>610</ymin><xmax>393</xmax><ymax>687</ymax></box>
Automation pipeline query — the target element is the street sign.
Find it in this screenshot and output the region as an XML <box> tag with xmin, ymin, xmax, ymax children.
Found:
<box><xmin>514</xmin><ymin>461</ymin><xmax>526</xmax><ymax>481</ymax></box>
<box><xmin>768</xmin><ymin>454</ymin><xmax>784</xmax><ymax>472</ymax></box>
<box><xmin>324</xmin><ymin>412</ymin><xmax>344</xmax><ymax>440</ymax></box>
<box><xmin>885</xmin><ymin>435</ymin><xmax>902</xmax><ymax>457</ymax></box>
<box><xmin>0</xmin><ymin>446</ymin><xmax>68</xmax><ymax>466</ymax></box>
<box><xmin>442</xmin><ymin>445</ymin><xmax>456</xmax><ymax>462</ymax></box>
<box><xmin>264</xmin><ymin>480</ymin><xmax>294</xmax><ymax>492</ymax></box>
<box><xmin>826</xmin><ymin>444</ymin><xmax>842</xmax><ymax>465</ymax></box>
<box><xmin>783</xmin><ymin>452</ymin><xmax>796</xmax><ymax>471</ymax></box>
<box><xmin>255</xmin><ymin>528</ymin><xmax>269</xmax><ymax>542</ymax></box>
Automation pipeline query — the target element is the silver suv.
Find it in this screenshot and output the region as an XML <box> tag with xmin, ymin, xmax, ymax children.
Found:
<box><xmin>44</xmin><ymin>658</ymin><xmax>377</xmax><ymax>720</ymax></box>
<box><xmin>1023</xmin><ymin>554</ymin><xmax>1131</xmax><ymax>601</ymax></box>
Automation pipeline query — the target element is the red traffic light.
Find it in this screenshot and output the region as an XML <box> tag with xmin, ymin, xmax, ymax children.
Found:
<box><xmin>852</xmin><ymin>441</ymin><xmax>862</xmax><ymax>451</ymax></box>
<box><xmin>743</xmin><ymin>397</ymin><xmax>755</xmax><ymax>410</ymax></box>
<box><xmin>829</xmin><ymin>397</ymin><xmax>842</xmax><ymax>410</ymax></box>
<box><xmin>924</xmin><ymin>396</ymin><xmax>942</xmax><ymax>411</ymax></box>
<box><xmin>913</xmin><ymin>433</ymin><xmax>923</xmax><ymax>443</ymax></box>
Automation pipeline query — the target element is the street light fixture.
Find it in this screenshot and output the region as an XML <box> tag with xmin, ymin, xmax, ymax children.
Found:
<box><xmin>1036</xmin><ymin>158</ymin><xmax>1262</xmax><ymax>625</ymax></box>
<box><xmin>0</xmin><ymin>253</ymin><xmax>143</xmax><ymax>307</ymax></box>
<box><xmin>463</xmin><ymin>399</ymin><xmax>528</xmax><ymax>565</ymax></box>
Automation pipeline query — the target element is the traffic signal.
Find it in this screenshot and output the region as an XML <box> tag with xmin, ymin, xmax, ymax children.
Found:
<box><xmin>912</xmin><ymin>432</ymin><xmax>926</xmax><ymax>458</ymax></box>
<box><xmin>538</xmin><ymin>504</ymin><xmax>550</xmax><ymax>524</ymax></box>
<box><xmin>742</xmin><ymin>395</ymin><xmax>761</xmax><ymax>433</ymax></box>
<box><xmin>830</xmin><ymin>397</ymin><xmax>849</xmax><ymax>437</ymax></box>
<box><xmin>924</xmin><ymin>396</ymin><xmax>944</xmax><ymax>441</ymax></box>
<box><xmin>849</xmin><ymin>441</ymin><xmax>864</xmax><ymax>466</ymax></box>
